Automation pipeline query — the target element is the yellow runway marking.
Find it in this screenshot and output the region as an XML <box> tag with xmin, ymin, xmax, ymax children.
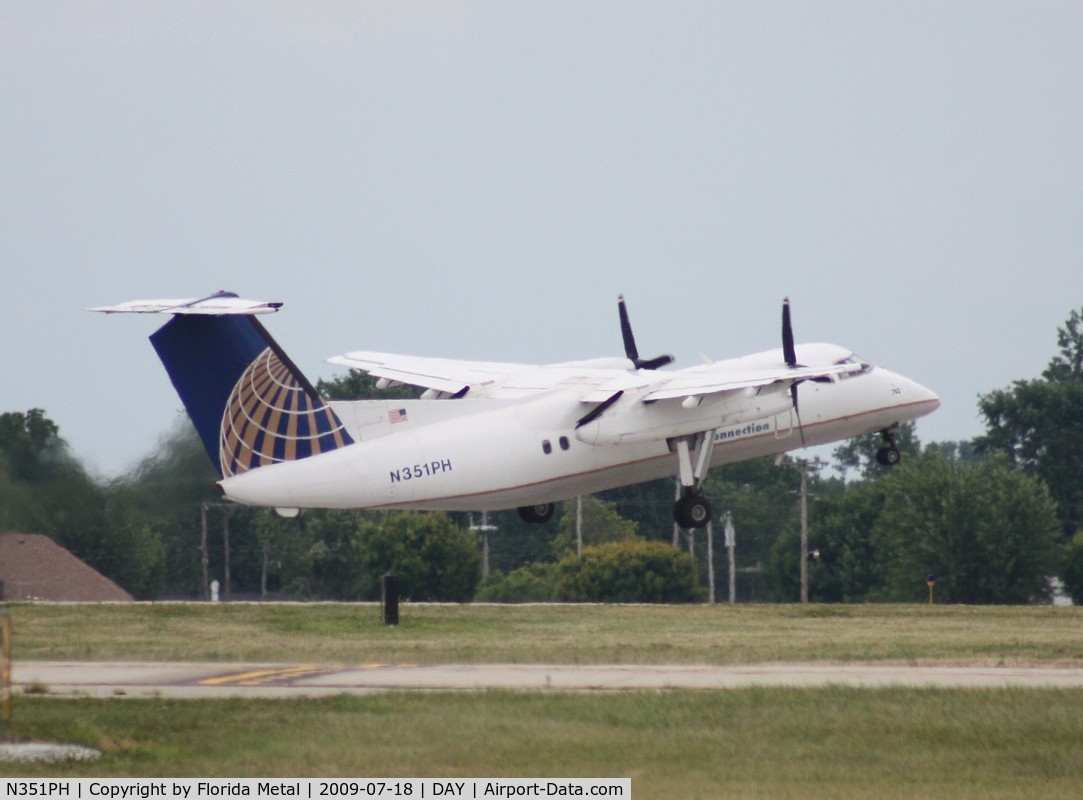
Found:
<box><xmin>199</xmin><ymin>666</ymin><xmax>324</xmax><ymax>687</ymax></box>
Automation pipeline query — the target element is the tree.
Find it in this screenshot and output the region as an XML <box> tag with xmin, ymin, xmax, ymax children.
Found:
<box><xmin>1060</xmin><ymin>533</ymin><xmax>1083</xmax><ymax>604</ymax></box>
<box><xmin>0</xmin><ymin>408</ymin><xmax>151</xmax><ymax>593</ymax></box>
<box><xmin>979</xmin><ymin>380</ymin><xmax>1083</xmax><ymax>537</ymax></box>
<box><xmin>252</xmin><ymin>509</ymin><xmax>318</xmax><ymax>598</ymax></box>
<box><xmin>110</xmin><ymin>418</ymin><xmax>221</xmax><ymax>595</ymax></box>
<box><xmin>91</xmin><ymin>521</ymin><xmax>166</xmax><ymax>599</ymax></box>
<box><xmin>768</xmin><ymin>477</ymin><xmax>888</xmax><ymax>602</ymax></box>
<box><xmin>833</xmin><ymin>422</ymin><xmax>922</xmax><ymax>480</ymax></box>
<box><xmin>477</xmin><ymin>507</ymin><xmax>561</xmax><ymax>574</ymax></box>
<box><xmin>317</xmin><ymin>371</ymin><xmax>420</xmax><ymax>401</ymax></box>
<box><xmin>554</xmin><ymin>539</ymin><xmax>705</xmax><ymax>603</ymax></box>
<box><xmin>978</xmin><ymin>306</ymin><xmax>1083</xmax><ymax>536</ymax></box>
<box><xmin>550</xmin><ymin>496</ymin><xmax>638</xmax><ymax>558</ymax></box>
<box><xmin>871</xmin><ymin>451</ymin><xmax>1060</xmax><ymax>603</ymax></box>
<box><xmin>354</xmin><ymin>512</ymin><xmax>481</xmax><ymax>601</ymax></box>
<box><xmin>598</xmin><ymin>478</ymin><xmax>681</xmax><ymax>541</ymax></box>
<box><xmin>1042</xmin><ymin>308</ymin><xmax>1083</xmax><ymax>383</ymax></box>
<box><xmin>0</xmin><ymin>409</ymin><xmax>62</xmax><ymax>481</ymax></box>
<box><xmin>924</xmin><ymin>440</ymin><xmax>986</xmax><ymax>467</ymax></box>
<box><xmin>304</xmin><ymin>510</ymin><xmax>372</xmax><ymax>598</ymax></box>
<box><xmin>702</xmin><ymin>457</ymin><xmax>805</xmax><ymax>601</ymax></box>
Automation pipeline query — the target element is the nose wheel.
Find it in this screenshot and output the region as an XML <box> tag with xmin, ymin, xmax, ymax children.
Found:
<box><xmin>876</xmin><ymin>429</ymin><xmax>901</xmax><ymax>466</ymax></box>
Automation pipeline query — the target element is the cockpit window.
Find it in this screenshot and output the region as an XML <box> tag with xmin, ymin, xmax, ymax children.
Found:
<box><xmin>834</xmin><ymin>355</ymin><xmax>872</xmax><ymax>379</ymax></box>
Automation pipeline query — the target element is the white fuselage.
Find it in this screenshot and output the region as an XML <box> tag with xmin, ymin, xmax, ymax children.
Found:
<box><xmin>219</xmin><ymin>345</ymin><xmax>940</xmax><ymax>512</ymax></box>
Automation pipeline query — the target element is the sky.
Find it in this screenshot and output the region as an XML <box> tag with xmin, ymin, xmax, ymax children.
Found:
<box><xmin>3</xmin><ymin>2</ymin><xmax>1082</xmax><ymax>478</ymax></box>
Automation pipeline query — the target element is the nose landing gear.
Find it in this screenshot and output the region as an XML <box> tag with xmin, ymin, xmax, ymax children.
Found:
<box><xmin>876</xmin><ymin>429</ymin><xmax>901</xmax><ymax>467</ymax></box>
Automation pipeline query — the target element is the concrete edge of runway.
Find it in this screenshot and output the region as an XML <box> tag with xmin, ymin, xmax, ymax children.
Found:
<box><xmin>11</xmin><ymin>661</ymin><xmax>1083</xmax><ymax>699</ymax></box>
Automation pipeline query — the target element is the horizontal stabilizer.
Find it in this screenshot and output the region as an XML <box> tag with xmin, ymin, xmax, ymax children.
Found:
<box><xmin>90</xmin><ymin>291</ymin><xmax>281</xmax><ymax>316</ymax></box>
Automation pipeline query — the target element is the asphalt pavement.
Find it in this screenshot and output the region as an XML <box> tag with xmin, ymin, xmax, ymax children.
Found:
<box><xmin>12</xmin><ymin>661</ymin><xmax>1083</xmax><ymax>699</ymax></box>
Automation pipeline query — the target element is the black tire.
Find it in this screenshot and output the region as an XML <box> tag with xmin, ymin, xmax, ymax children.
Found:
<box><xmin>876</xmin><ymin>446</ymin><xmax>901</xmax><ymax>467</ymax></box>
<box><xmin>674</xmin><ymin>495</ymin><xmax>712</xmax><ymax>529</ymax></box>
<box><xmin>517</xmin><ymin>503</ymin><xmax>555</xmax><ymax>524</ymax></box>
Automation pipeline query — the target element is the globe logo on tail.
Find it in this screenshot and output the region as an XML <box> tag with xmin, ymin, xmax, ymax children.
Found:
<box><xmin>220</xmin><ymin>348</ymin><xmax>353</xmax><ymax>477</ymax></box>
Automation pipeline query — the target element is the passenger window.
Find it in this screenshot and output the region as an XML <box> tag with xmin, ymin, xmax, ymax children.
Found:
<box><xmin>542</xmin><ymin>440</ymin><xmax>552</xmax><ymax>455</ymax></box>
<box><xmin>559</xmin><ymin>436</ymin><xmax>570</xmax><ymax>451</ymax></box>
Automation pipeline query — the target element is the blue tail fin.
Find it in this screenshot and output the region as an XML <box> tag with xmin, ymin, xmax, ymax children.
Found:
<box><xmin>149</xmin><ymin>314</ymin><xmax>353</xmax><ymax>477</ymax></box>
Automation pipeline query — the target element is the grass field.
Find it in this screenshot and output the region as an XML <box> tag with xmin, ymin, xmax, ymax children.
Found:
<box><xmin>4</xmin><ymin>602</ymin><xmax>1083</xmax><ymax>797</ymax></box>
<box><xmin>6</xmin><ymin>601</ymin><xmax>1082</xmax><ymax>666</ymax></box>
<box><xmin>5</xmin><ymin>689</ymin><xmax>1083</xmax><ymax>798</ymax></box>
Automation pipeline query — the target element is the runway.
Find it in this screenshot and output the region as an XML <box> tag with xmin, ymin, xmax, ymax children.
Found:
<box><xmin>13</xmin><ymin>661</ymin><xmax>1083</xmax><ymax>698</ymax></box>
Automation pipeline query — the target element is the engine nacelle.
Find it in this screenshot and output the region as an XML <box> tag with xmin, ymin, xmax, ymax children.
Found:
<box><xmin>576</xmin><ymin>384</ymin><xmax>793</xmax><ymax>445</ymax></box>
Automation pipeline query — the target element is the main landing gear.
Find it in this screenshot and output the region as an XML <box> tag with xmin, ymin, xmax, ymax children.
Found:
<box><xmin>671</xmin><ymin>429</ymin><xmax>717</xmax><ymax>530</ymax></box>
<box><xmin>517</xmin><ymin>503</ymin><xmax>555</xmax><ymax>524</ymax></box>
<box><xmin>675</xmin><ymin>493</ymin><xmax>712</xmax><ymax>529</ymax></box>
<box><xmin>876</xmin><ymin>429</ymin><xmax>901</xmax><ymax>467</ymax></box>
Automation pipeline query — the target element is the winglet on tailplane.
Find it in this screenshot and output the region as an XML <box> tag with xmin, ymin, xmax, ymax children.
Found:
<box><xmin>91</xmin><ymin>291</ymin><xmax>354</xmax><ymax>478</ymax></box>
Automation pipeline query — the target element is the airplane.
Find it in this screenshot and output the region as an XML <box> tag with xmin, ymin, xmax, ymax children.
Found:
<box><xmin>92</xmin><ymin>292</ymin><xmax>940</xmax><ymax>529</ymax></box>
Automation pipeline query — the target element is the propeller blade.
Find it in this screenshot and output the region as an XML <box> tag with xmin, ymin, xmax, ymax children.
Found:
<box><xmin>790</xmin><ymin>382</ymin><xmax>807</xmax><ymax>447</ymax></box>
<box><xmin>618</xmin><ymin>295</ymin><xmax>674</xmax><ymax>370</ymax></box>
<box><xmin>576</xmin><ymin>390</ymin><xmax>624</xmax><ymax>429</ymax></box>
<box><xmin>618</xmin><ymin>295</ymin><xmax>639</xmax><ymax>363</ymax></box>
<box><xmin>782</xmin><ymin>297</ymin><xmax>797</xmax><ymax>367</ymax></box>
<box><xmin>782</xmin><ymin>298</ymin><xmax>806</xmax><ymax>445</ymax></box>
<box><xmin>636</xmin><ymin>354</ymin><xmax>675</xmax><ymax>371</ymax></box>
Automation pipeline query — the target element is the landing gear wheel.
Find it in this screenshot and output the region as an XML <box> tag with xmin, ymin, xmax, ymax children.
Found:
<box><xmin>876</xmin><ymin>446</ymin><xmax>901</xmax><ymax>467</ymax></box>
<box><xmin>517</xmin><ymin>503</ymin><xmax>555</xmax><ymax>524</ymax></box>
<box><xmin>674</xmin><ymin>494</ymin><xmax>712</xmax><ymax>529</ymax></box>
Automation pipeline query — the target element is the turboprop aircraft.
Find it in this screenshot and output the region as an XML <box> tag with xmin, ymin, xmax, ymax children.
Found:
<box><xmin>92</xmin><ymin>292</ymin><xmax>939</xmax><ymax>528</ymax></box>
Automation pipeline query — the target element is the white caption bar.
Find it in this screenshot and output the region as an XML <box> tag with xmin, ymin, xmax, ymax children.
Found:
<box><xmin>0</xmin><ymin>779</ymin><xmax>630</xmax><ymax>799</ymax></box>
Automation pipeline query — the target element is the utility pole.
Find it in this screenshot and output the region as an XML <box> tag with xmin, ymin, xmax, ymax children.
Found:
<box><xmin>576</xmin><ymin>496</ymin><xmax>583</xmax><ymax>556</ymax></box>
<box><xmin>201</xmin><ymin>502</ymin><xmax>234</xmax><ymax>601</ymax></box>
<box><xmin>800</xmin><ymin>459</ymin><xmax>809</xmax><ymax>604</ymax></box>
<box><xmin>222</xmin><ymin>510</ymin><xmax>231</xmax><ymax>601</ymax></box>
<box><xmin>672</xmin><ymin>480</ymin><xmax>681</xmax><ymax>547</ymax></box>
<box><xmin>796</xmin><ymin>458</ymin><xmax>826</xmax><ymax>604</ymax></box>
<box><xmin>470</xmin><ymin>512</ymin><xmax>496</xmax><ymax>578</ymax></box>
<box><xmin>706</xmin><ymin>519</ymin><xmax>715</xmax><ymax>604</ymax></box>
<box><xmin>200</xmin><ymin>503</ymin><xmax>209</xmax><ymax>601</ymax></box>
<box><xmin>724</xmin><ymin>511</ymin><xmax>736</xmax><ymax>604</ymax></box>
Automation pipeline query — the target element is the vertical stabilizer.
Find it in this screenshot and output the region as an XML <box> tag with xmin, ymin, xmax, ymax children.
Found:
<box><xmin>94</xmin><ymin>294</ymin><xmax>353</xmax><ymax>477</ymax></box>
<box><xmin>151</xmin><ymin>315</ymin><xmax>354</xmax><ymax>477</ymax></box>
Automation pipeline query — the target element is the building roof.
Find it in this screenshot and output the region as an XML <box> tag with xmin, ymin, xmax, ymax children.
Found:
<box><xmin>0</xmin><ymin>533</ymin><xmax>132</xmax><ymax>602</ymax></box>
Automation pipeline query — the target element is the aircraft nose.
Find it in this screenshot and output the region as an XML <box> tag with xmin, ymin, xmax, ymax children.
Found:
<box><xmin>905</xmin><ymin>376</ymin><xmax>941</xmax><ymax>416</ymax></box>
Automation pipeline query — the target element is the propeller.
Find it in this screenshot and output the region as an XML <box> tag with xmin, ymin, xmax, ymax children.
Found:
<box><xmin>619</xmin><ymin>295</ymin><xmax>674</xmax><ymax>371</ymax></box>
<box><xmin>782</xmin><ymin>297</ymin><xmax>798</xmax><ymax>368</ymax></box>
<box><xmin>782</xmin><ymin>297</ymin><xmax>807</xmax><ymax>446</ymax></box>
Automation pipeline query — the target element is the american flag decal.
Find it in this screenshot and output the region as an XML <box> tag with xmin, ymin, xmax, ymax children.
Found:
<box><xmin>389</xmin><ymin>408</ymin><xmax>408</xmax><ymax>425</ymax></box>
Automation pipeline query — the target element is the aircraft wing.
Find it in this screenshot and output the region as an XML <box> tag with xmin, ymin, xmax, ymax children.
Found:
<box><xmin>639</xmin><ymin>361</ymin><xmax>859</xmax><ymax>402</ymax></box>
<box><xmin>328</xmin><ymin>351</ymin><xmax>539</xmax><ymax>396</ymax></box>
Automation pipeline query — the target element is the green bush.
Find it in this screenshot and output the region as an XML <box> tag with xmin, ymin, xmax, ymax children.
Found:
<box><xmin>554</xmin><ymin>539</ymin><xmax>705</xmax><ymax>603</ymax></box>
<box><xmin>476</xmin><ymin>563</ymin><xmax>558</xmax><ymax>602</ymax></box>
<box><xmin>355</xmin><ymin>512</ymin><xmax>481</xmax><ymax>602</ymax></box>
